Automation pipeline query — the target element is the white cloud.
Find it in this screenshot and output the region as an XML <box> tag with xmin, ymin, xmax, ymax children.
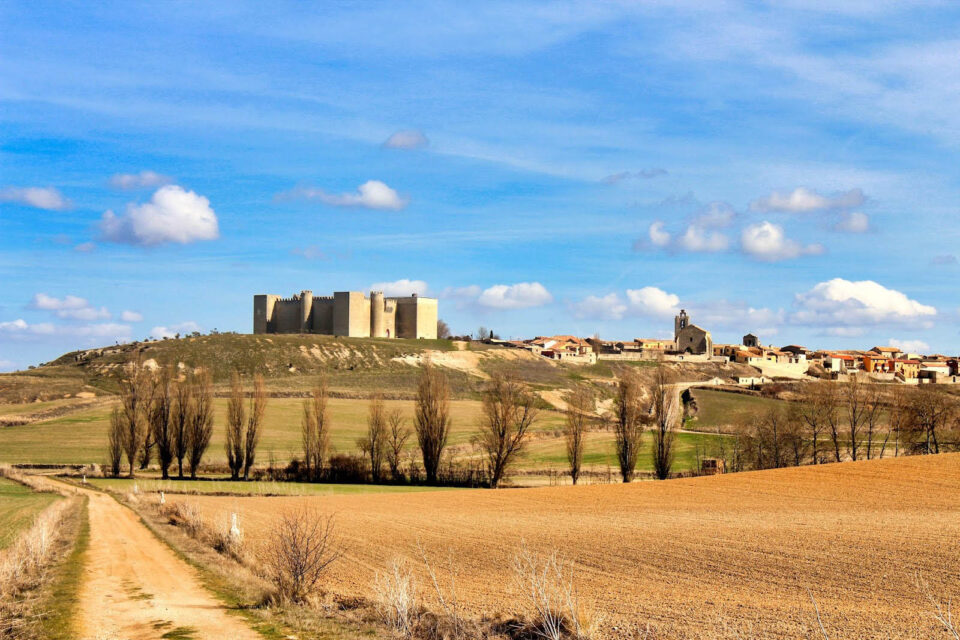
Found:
<box><xmin>571</xmin><ymin>293</ymin><xmax>628</xmax><ymax>320</ymax></box>
<box><xmin>477</xmin><ymin>282</ymin><xmax>553</xmax><ymax>310</ymax></box>
<box><xmin>30</xmin><ymin>293</ymin><xmax>88</xmax><ymax>311</ymax></box>
<box><xmin>0</xmin><ymin>186</ymin><xmax>69</xmax><ymax>210</ymax></box>
<box><xmin>369</xmin><ymin>279</ymin><xmax>429</xmax><ymax>297</ymax></box>
<box><xmin>283</xmin><ymin>180</ymin><xmax>407</xmax><ymax>210</ymax></box>
<box><xmin>383</xmin><ymin>130</ymin><xmax>429</xmax><ymax>149</ymax></box>
<box><xmin>74</xmin><ymin>242</ymin><xmax>96</xmax><ymax>252</ymax></box>
<box><xmin>648</xmin><ymin>221</ymin><xmax>671</xmax><ymax>247</ymax></box>
<box><xmin>0</xmin><ymin>359</ymin><xmax>16</xmax><ymax>372</ymax></box>
<box><xmin>888</xmin><ymin>338</ymin><xmax>930</xmax><ymax>354</ymax></box>
<box><xmin>30</xmin><ymin>293</ymin><xmax>110</xmax><ymax>320</ymax></box>
<box><xmin>677</xmin><ymin>225</ymin><xmax>729</xmax><ymax>252</ymax></box>
<box><xmin>791</xmin><ymin>278</ymin><xmax>937</xmax><ymax>329</ymax></box>
<box><xmin>109</xmin><ymin>170</ymin><xmax>173</xmax><ymax>190</ymax></box>
<box><xmin>741</xmin><ymin>221</ymin><xmax>824</xmax><ymax>261</ymax></box>
<box><xmin>150</xmin><ymin>321</ymin><xmax>201</xmax><ymax>339</ymax></box>
<box><xmin>0</xmin><ymin>318</ymin><xmax>123</xmax><ymax>339</ymax></box>
<box><xmin>693</xmin><ymin>201</ymin><xmax>736</xmax><ymax>228</ymax></box>
<box><xmin>689</xmin><ymin>300</ymin><xmax>785</xmax><ymax>335</ymax></box>
<box><xmin>750</xmin><ymin>187</ymin><xmax>865</xmax><ymax>213</ymax></box>
<box><xmin>100</xmin><ymin>185</ymin><xmax>219</xmax><ymax>246</ymax></box>
<box><xmin>625</xmin><ymin>287</ymin><xmax>680</xmax><ymax>317</ymax></box>
<box><xmin>120</xmin><ymin>310</ymin><xmax>143</xmax><ymax>322</ymax></box>
<box><xmin>834</xmin><ymin>211</ymin><xmax>870</xmax><ymax>233</ymax></box>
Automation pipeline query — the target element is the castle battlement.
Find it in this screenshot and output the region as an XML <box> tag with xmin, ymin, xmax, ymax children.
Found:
<box><xmin>253</xmin><ymin>289</ymin><xmax>437</xmax><ymax>340</ymax></box>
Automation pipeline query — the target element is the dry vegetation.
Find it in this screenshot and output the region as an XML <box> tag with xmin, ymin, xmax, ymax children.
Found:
<box><xmin>175</xmin><ymin>453</ymin><xmax>960</xmax><ymax>639</ymax></box>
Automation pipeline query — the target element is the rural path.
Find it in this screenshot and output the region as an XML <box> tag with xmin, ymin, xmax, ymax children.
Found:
<box><xmin>50</xmin><ymin>479</ymin><xmax>262</xmax><ymax>640</ymax></box>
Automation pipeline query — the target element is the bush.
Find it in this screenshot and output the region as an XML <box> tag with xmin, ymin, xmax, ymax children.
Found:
<box><xmin>373</xmin><ymin>558</ymin><xmax>419</xmax><ymax>637</ymax></box>
<box><xmin>258</xmin><ymin>507</ymin><xmax>340</xmax><ymax>603</ymax></box>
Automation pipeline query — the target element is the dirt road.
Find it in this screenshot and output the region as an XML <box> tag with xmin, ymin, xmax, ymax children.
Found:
<box><xmin>58</xmin><ymin>481</ymin><xmax>261</xmax><ymax>640</ymax></box>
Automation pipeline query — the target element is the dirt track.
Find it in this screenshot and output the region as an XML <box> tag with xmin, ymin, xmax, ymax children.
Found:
<box><xmin>181</xmin><ymin>454</ymin><xmax>960</xmax><ymax>639</ymax></box>
<box><xmin>58</xmin><ymin>481</ymin><xmax>260</xmax><ymax>640</ymax></box>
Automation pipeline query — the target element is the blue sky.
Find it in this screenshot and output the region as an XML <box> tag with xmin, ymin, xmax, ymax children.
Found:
<box><xmin>2</xmin><ymin>1</ymin><xmax>960</xmax><ymax>370</ymax></box>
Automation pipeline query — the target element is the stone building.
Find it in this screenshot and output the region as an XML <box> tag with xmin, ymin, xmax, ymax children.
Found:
<box><xmin>253</xmin><ymin>290</ymin><xmax>438</xmax><ymax>339</ymax></box>
<box><xmin>674</xmin><ymin>309</ymin><xmax>712</xmax><ymax>355</ymax></box>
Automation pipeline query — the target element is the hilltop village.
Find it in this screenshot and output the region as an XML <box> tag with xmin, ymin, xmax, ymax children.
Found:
<box><xmin>502</xmin><ymin>309</ymin><xmax>956</xmax><ymax>385</ymax></box>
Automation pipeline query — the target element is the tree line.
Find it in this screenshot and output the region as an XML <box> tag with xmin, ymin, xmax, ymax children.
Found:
<box><xmin>702</xmin><ymin>376</ymin><xmax>960</xmax><ymax>473</ymax></box>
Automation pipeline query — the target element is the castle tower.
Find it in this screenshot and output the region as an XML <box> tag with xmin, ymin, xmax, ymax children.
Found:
<box><xmin>370</xmin><ymin>291</ymin><xmax>385</xmax><ymax>338</ymax></box>
<box><xmin>299</xmin><ymin>290</ymin><xmax>313</xmax><ymax>333</ymax></box>
<box><xmin>674</xmin><ymin>309</ymin><xmax>689</xmax><ymax>340</ymax></box>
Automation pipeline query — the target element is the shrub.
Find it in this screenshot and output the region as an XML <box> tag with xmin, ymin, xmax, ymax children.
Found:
<box><xmin>258</xmin><ymin>507</ymin><xmax>340</xmax><ymax>603</ymax></box>
<box><xmin>373</xmin><ymin>558</ymin><xmax>419</xmax><ymax>637</ymax></box>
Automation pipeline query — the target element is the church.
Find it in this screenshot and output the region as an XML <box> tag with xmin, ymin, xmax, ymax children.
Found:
<box><xmin>674</xmin><ymin>310</ymin><xmax>712</xmax><ymax>355</ymax></box>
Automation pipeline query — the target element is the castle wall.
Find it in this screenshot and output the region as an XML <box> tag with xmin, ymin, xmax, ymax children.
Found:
<box><xmin>311</xmin><ymin>297</ymin><xmax>334</xmax><ymax>334</ymax></box>
<box><xmin>256</xmin><ymin>290</ymin><xmax>436</xmax><ymax>339</ymax></box>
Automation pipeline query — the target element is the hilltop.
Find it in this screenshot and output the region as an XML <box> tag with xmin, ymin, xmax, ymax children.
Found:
<box><xmin>1</xmin><ymin>333</ymin><xmax>762</xmax><ymax>406</ymax></box>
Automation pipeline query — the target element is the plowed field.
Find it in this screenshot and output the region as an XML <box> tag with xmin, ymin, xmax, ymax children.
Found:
<box><xmin>177</xmin><ymin>454</ymin><xmax>960</xmax><ymax>639</ymax></box>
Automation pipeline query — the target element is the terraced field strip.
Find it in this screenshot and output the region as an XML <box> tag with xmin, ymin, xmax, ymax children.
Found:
<box><xmin>181</xmin><ymin>454</ymin><xmax>960</xmax><ymax>639</ymax></box>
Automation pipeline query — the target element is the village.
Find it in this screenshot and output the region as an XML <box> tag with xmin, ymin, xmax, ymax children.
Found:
<box><xmin>501</xmin><ymin>309</ymin><xmax>956</xmax><ymax>385</ymax></box>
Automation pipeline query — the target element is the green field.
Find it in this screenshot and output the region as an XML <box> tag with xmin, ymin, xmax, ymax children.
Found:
<box><xmin>688</xmin><ymin>388</ymin><xmax>786</xmax><ymax>432</ymax></box>
<box><xmin>0</xmin><ymin>476</ymin><xmax>59</xmax><ymax>549</ymax></box>
<box><xmin>84</xmin><ymin>476</ymin><xmax>459</xmax><ymax>496</ymax></box>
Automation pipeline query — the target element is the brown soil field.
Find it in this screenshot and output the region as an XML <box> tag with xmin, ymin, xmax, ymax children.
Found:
<box><xmin>176</xmin><ymin>454</ymin><xmax>960</xmax><ymax>639</ymax></box>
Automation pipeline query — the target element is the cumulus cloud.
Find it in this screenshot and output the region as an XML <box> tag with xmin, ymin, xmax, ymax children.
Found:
<box><xmin>74</xmin><ymin>242</ymin><xmax>96</xmax><ymax>252</ymax></box>
<box><xmin>100</xmin><ymin>185</ymin><xmax>219</xmax><ymax>246</ymax></box>
<box><xmin>109</xmin><ymin>170</ymin><xmax>173</xmax><ymax>190</ymax></box>
<box><xmin>120</xmin><ymin>310</ymin><xmax>143</xmax><ymax>322</ymax></box>
<box><xmin>750</xmin><ymin>187</ymin><xmax>865</xmax><ymax>213</ymax></box>
<box><xmin>571</xmin><ymin>293</ymin><xmax>628</xmax><ymax>320</ymax></box>
<box><xmin>791</xmin><ymin>278</ymin><xmax>937</xmax><ymax>329</ymax></box>
<box><xmin>677</xmin><ymin>225</ymin><xmax>729</xmax><ymax>252</ymax></box>
<box><xmin>602</xmin><ymin>168</ymin><xmax>667</xmax><ymax>184</ymax></box>
<box><xmin>741</xmin><ymin>221</ymin><xmax>824</xmax><ymax>262</ymax></box>
<box><xmin>834</xmin><ymin>211</ymin><xmax>870</xmax><ymax>233</ymax></box>
<box><xmin>382</xmin><ymin>130</ymin><xmax>429</xmax><ymax>149</ymax></box>
<box><xmin>0</xmin><ymin>318</ymin><xmax>127</xmax><ymax>340</ymax></box>
<box><xmin>0</xmin><ymin>186</ymin><xmax>69</xmax><ymax>210</ymax></box>
<box><xmin>29</xmin><ymin>293</ymin><xmax>110</xmax><ymax>321</ymax></box>
<box><xmin>572</xmin><ymin>286</ymin><xmax>680</xmax><ymax>320</ymax></box>
<box><xmin>688</xmin><ymin>300</ymin><xmax>785</xmax><ymax>335</ymax></box>
<box><xmin>932</xmin><ymin>254</ymin><xmax>958</xmax><ymax>265</ymax></box>
<box><xmin>625</xmin><ymin>287</ymin><xmax>680</xmax><ymax>317</ymax></box>
<box><xmin>281</xmin><ymin>180</ymin><xmax>407</xmax><ymax>210</ymax></box>
<box><xmin>291</xmin><ymin>246</ymin><xmax>329</xmax><ymax>260</ymax></box>
<box><xmin>0</xmin><ymin>359</ymin><xmax>16</xmax><ymax>372</ymax></box>
<box><xmin>369</xmin><ymin>279</ymin><xmax>429</xmax><ymax>297</ymax></box>
<box><xmin>888</xmin><ymin>338</ymin><xmax>930</xmax><ymax>354</ymax></box>
<box><xmin>150</xmin><ymin>321</ymin><xmax>201</xmax><ymax>339</ymax></box>
<box><xmin>477</xmin><ymin>282</ymin><xmax>553</xmax><ymax>310</ymax></box>
<box><xmin>648</xmin><ymin>221</ymin><xmax>671</xmax><ymax>247</ymax></box>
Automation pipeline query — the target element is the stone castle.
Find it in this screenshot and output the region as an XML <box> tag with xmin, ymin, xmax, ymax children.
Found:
<box><xmin>253</xmin><ymin>290</ymin><xmax>438</xmax><ymax>339</ymax></box>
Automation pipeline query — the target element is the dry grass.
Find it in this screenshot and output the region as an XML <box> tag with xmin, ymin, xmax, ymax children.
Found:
<box><xmin>181</xmin><ymin>453</ymin><xmax>960</xmax><ymax>638</ymax></box>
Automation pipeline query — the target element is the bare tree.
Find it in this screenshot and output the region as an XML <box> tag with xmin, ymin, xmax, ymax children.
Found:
<box><xmin>172</xmin><ymin>373</ymin><xmax>194</xmax><ymax>478</ymax></box>
<box><xmin>259</xmin><ymin>508</ymin><xmax>341</xmax><ymax>603</ymax></box>
<box><xmin>886</xmin><ymin>385</ymin><xmax>910</xmax><ymax>458</ymax></box>
<box><xmin>798</xmin><ymin>380</ymin><xmax>838</xmax><ymax>464</ymax></box>
<box><xmin>841</xmin><ymin>376</ymin><xmax>870</xmax><ymax>461</ymax></box>
<box><xmin>385</xmin><ymin>409</ymin><xmax>411</xmax><ymax>482</ymax></box>
<box><xmin>243</xmin><ymin>374</ymin><xmax>267</xmax><ymax>480</ymax></box>
<box><xmin>613</xmin><ymin>367</ymin><xmax>647</xmax><ymax>483</ymax></box>
<box><xmin>301</xmin><ymin>378</ymin><xmax>331</xmax><ymax>479</ymax></box>
<box><xmin>437</xmin><ymin>318</ymin><xmax>451</xmax><ymax>340</ymax></box>
<box><xmin>414</xmin><ymin>364</ymin><xmax>451</xmax><ymax>484</ymax></box>
<box><xmin>862</xmin><ymin>382</ymin><xmax>884</xmax><ymax>460</ymax></box>
<box><xmin>107</xmin><ymin>407</ymin><xmax>124</xmax><ymax>477</ymax></box>
<box><xmin>187</xmin><ymin>370</ymin><xmax>214</xmax><ymax>479</ymax></box>
<box><xmin>225</xmin><ymin>371</ymin><xmax>246</xmax><ymax>480</ymax></box>
<box><xmin>119</xmin><ymin>363</ymin><xmax>149</xmax><ymax>478</ymax></box>
<box><xmin>149</xmin><ymin>367</ymin><xmax>175</xmax><ymax>479</ymax></box>
<box><xmin>752</xmin><ymin>406</ymin><xmax>792</xmax><ymax>469</ymax></box>
<box><xmin>476</xmin><ymin>374</ymin><xmax>539</xmax><ymax>488</ymax></box>
<box><xmin>907</xmin><ymin>387</ymin><xmax>957</xmax><ymax>454</ymax></box>
<box><xmin>359</xmin><ymin>395</ymin><xmax>388</xmax><ymax>482</ymax></box>
<box><xmin>649</xmin><ymin>366</ymin><xmax>678</xmax><ymax>480</ymax></box>
<box><xmin>564</xmin><ymin>384</ymin><xmax>593</xmax><ymax>485</ymax></box>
